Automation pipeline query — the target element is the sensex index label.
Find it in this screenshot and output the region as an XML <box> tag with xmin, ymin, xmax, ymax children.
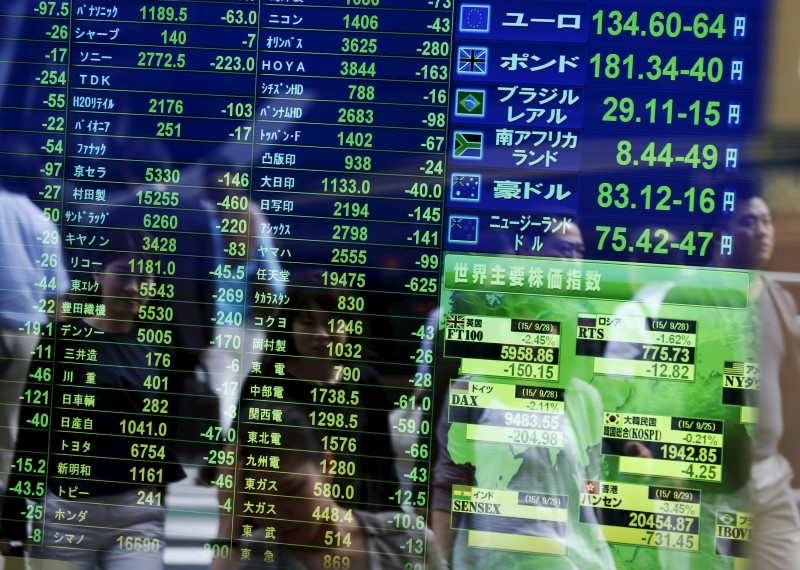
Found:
<box><xmin>452</xmin><ymin>485</ymin><xmax>569</xmax><ymax>555</ymax></box>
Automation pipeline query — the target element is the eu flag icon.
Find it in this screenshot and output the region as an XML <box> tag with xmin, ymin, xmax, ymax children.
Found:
<box><xmin>448</xmin><ymin>215</ymin><xmax>480</xmax><ymax>245</ymax></box>
<box><xmin>450</xmin><ymin>173</ymin><xmax>481</xmax><ymax>202</ymax></box>
<box><xmin>460</xmin><ymin>5</ymin><xmax>491</xmax><ymax>33</ymax></box>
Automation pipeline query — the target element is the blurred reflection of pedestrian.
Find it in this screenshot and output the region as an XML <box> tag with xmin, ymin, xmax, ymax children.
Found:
<box><xmin>429</xmin><ymin>292</ymin><xmax>614</xmax><ymax>569</ymax></box>
<box><xmin>93</xmin><ymin>144</ymin><xmax>220</xmax><ymax>465</ymax></box>
<box><xmin>712</xmin><ymin>194</ymin><xmax>800</xmax><ymax>568</ymax></box>
<box><xmin>0</xmin><ymin>185</ymin><xmax>67</xmax><ymax>503</ymax></box>
<box><xmin>419</xmin><ymin>222</ymin><xmax>588</xmax><ymax>545</ymax></box>
<box><xmin>398</xmin><ymin>221</ymin><xmax>586</xmax><ymax>486</ymax></box>
<box><xmin>210</xmin><ymin>401</ymin><xmax>445</xmax><ymax>570</ymax></box>
<box><xmin>601</xmin><ymin>225</ymin><xmax>687</xmax><ymax>365</ymax></box>
<box><xmin>539</xmin><ymin>220</ymin><xmax>585</xmax><ymax>260</ymax></box>
<box><xmin>0</xmin><ymin>230</ymin><xmax>184</xmax><ymax>568</ymax></box>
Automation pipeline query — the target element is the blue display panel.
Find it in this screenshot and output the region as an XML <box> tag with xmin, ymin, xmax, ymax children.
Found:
<box><xmin>0</xmin><ymin>1</ymin><xmax>783</xmax><ymax>569</ymax></box>
<box><xmin>446</xmin><ymin>1</ymin><xmax>765</xmax><ymax>264</ymax></box>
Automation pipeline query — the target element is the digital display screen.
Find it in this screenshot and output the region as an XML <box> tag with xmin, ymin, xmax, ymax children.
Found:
<box><xmin>0</xmin><ymin>1</ymin><xmax>796</xmax><ymax>569</ymax></box>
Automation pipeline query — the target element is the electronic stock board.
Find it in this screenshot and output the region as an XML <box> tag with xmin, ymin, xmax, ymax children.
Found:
<box><xmin>0</xmin><ymin>1</ymin><xmax>776</xmax><ymax>568</ymax></box>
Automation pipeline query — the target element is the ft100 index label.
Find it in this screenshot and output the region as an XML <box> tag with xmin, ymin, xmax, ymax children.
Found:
<box><xmin>603</xmin><ymin>413</ymin><xmax>723</xmax><ymax>482</ymax></box>
<box><xmin>449</xmin><ymin>381</ymin><xmax>565</xmax><ymax>448</ymax></box>
<box><xmin>445</xmin><ymin>314</ymin><xmax>560</xmax><ymax>381</ymax></box>
<box><xmin>452</xmin><ymin>485</ymin><xmax>568</xmax><ymax>556</ymax></box>
<box><xmin>580</xmin><ymin>481</ymin><xmax>700</xmax><ymax>552</ymax></box>
<box><xmin>722</xmin><ymin>361</ymin><xmax>759</xmax><ymax>425</ymax></box>
<box><xmin>576</xmin><ymin>314</ymin><xmax>696</xmax><ymax>381</ymax></box>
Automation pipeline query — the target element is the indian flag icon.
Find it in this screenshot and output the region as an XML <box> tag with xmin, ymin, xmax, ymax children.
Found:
<box><xmin>453</xmin><ymin>486</ymin><xmax>472</xmax><ymax>502</ymax></box>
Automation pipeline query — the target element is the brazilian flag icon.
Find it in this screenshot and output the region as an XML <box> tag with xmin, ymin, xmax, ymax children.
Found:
<box><xmin>455</xmin><ymin>89</ymin><xmax>486</xmax><ymax>117</ymax></box>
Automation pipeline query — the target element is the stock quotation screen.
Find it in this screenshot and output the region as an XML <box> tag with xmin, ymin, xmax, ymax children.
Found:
<box><xmin>0</xmin><ymin>1</ymin><xmax>776</xmax><ymax>569</ymax></box>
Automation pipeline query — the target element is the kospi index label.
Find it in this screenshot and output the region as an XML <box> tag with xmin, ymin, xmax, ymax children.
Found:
<box><xmin>603</xmin><ymin>412</ymin><xmax>723</xmax><ymax>482</ymax></box>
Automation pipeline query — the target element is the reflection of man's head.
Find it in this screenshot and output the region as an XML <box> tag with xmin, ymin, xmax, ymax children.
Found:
<box><xmin>723</xmin><ymin>196</ymin><xmax>774</xmax><ymax>270</ymax></box>
<box><xmin>539</xmin><ymin>221</ymin><xmax>584</xmax><ymax>259</ymax></box>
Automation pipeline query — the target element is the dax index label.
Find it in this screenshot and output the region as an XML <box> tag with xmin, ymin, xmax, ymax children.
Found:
<box><xmin>449</xmin><ymin>381</ymin><xmax>565</xmax><ymax>448</ymax></box>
